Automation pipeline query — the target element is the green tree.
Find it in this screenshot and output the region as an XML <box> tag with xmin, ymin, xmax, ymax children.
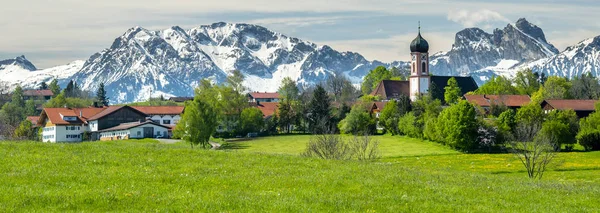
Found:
<box><xmin>398</xmin><ymin>112</ymin><xmax>421</xmax><ymax>138</ymax></box>
<box><xmin>514</xmin><ymin>69</ymin><xmax>542</xmax><ymax>95</ymax></box>
<box><xmin>308</xmin><ymin>85</ymin><xmax>331</xmax><ymax>133</ymax></box>
<box><xmin>11</xmin><ymin>85</ymin><xmax>24</xmax><ymax>107</ymax></box>
<box><xmin>49</xmin><ymin>79</ymin><xmax>60</xmax><ymax>98</ymax></box>
<box><xmin>277</xmin><ymin>100</ymin><xmax>295</xmax><ymax>133</ymax></box>
<box><xmin>24</xmin><ymin>100</ymin><xmax>37</xmax><ymax>116</ymax></box>
<box><xmin>544</xmin><ymin>76</ymin><xmax>571</xmax><ymax>99</ymax></box>
<box><xmin>96</xmin><ymin>83</ymin><xmax>109</xmax><ymax>106</ymax></box>
<box><xmin>444</xmin><ymin>77</ymin><xmax>461</xmax><ymax>105</ymax></box>
<box><xmin>379</xmin><ymin>98</ymin><xmax>409</xmax><ymax>135</ymax></box>
<box><xmin>361</xmin><ymin>66</ymin><xmax>392</xmax><ymax>95</ymax></box>
<box><xmin>39</xmin><ymin>82</ymin><xmax>48</xmax><ymax>90</ymax></box>
<box><xmin>473</xmin><ymin>76</ymin><xmax>518</xmax><ymax>95</ymax></box>
<box><xmin>174</xmin><ymin>97</ymin><xmax>217</xmax><ymax>149</ymax></box>
<box><xmin>569</xmin><ymin>73</ymin><xmax>600</xmax><ymax>99</ymax></box>
<box><xmin>14</xmin><ymin>119</ymin><xmax>35</xmax><ymax>140</ymax></box>
<box><xmin>241</xmin><ymin>107</ymin><xmax>264</xmax><ymax>135</ymax></box>
<box><xmin>63</xmin><ymin>80</ymin><xmax>75</xmax><ymax>97</ymax></box>
<box><xmin>43</xmin><ymin>92</ymin><xmax>67</xmax><ymax>108</ymax></box>
<box><xmin>278</xmin><ymin>77</ymin><xmax>300</xmax><ymax>101</ymax></box>
<box><xmin>227</xmin><ymin>70</ymin><xmax>246</xmax><ymax>93</ymax></box>
<box><xmin>430</xmin><ymin>100</ymin><xmax>479</xmax><ymax>151</ymax></box>
<box><xmin>516</xmin><ymin>103</ymin><xmax>545</xmax><ymax>126</ymax></box>
<box><xmin>338</xmin><ymin>104</ymin><xmax>375</xmax><ymax>135</ymax></box>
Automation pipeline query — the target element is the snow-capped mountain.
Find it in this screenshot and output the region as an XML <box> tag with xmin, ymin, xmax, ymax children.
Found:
<box><xmin>0</xmin><ymin>55</ymin><xmax>84</xmax><ymax>88</ymax></box>
<box><xmin>529</xmin><ymin>36</ymin><xmax>600</xmax><ymax>78</ymax></box>
<box><xmin>69</xmin><ymin>22</ymin><xmax>403</xmax><ymax>103</ymax></box>
<box><xmin>430</xmin><ymin>18</ymin><xmax>560</xmax><ymax>84</ymax></box>
<box><xmin>2</xmin><ymin>19</ymin><xmax>600</xmax><ymax>103</ymax></box>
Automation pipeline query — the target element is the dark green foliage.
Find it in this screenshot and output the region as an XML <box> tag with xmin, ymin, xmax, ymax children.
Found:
<box><xmin>338</xmin><ymin>104</ymin><xmax>375</xmax><ymax>135</ymax></box>
<box><xmin>544</xmin><ymin>76</ymin><xmax>571</xmax><ymax>99</ymax></box>
<box><xmin>308</xmin><ymin>85</ymin><xmax>331</xmax><ymax>134</ymax></box>
<box><xmin>95</xmin><ymin>83</ymin><xmax>109</xmax><ymax>106</ymax></box>
<box><xmin>49</xmin><ymin>79</ymin><xmax>60</xmax><ymax>98</ymax></box>
<box><xmin>361</xmin><ymin>66</ymin><xmax>402</xmax><ymax>95</ymax></box>
<box><xmin>174</xmin><ymin>97</ymin><xmax>217</xmax><ymax>149</ymax></box>
<box><xmin>278</xmin><ymin>77</ymin><xmax>300</xmax><ymax>101</ymax></box>
<box><xmin>241</xmin><ymin>108</ymin><xmax>264</xmax><ymax>135</ymax></box>
<box><xmin>277</xmin><ymin>78</ymin><xmax>300</xmax><ymax>134</ymax></box>
<box><xmin>13</xmin><ymin>120</ymin><xmax>35</xmax><ymax>140</ymax></box>
<box><xmin>44</xmin><ymin>92</ymin><xmax>94</xmax><ymax>108</ymax></box>
<box><xmin>569</xmin><ymin>73</ymin><xmax>600</xmax><ymax>99</ymax></box>
<box><xmin>39</xmin><ymin>82</ymin><xmax>48</xmax><ymax>90</ymax></box>
<box><xmin>11</xmin><ymin>85</ymin><xmax>24</xmax><ymax>107</ymax></box>
<box><xmin>327</xmin><ymin>75</ymin><xmax>359</xmax><ymax>103</ymax></box>
<box><xmin>473</xmin><ymin>76</ymin><xmax>518</xmax><ymax>95</ymax></box>
<box><xmin>544</xmin><ymin>110</ymin><xmax>579</xmax><ymax>150</ymax></box>
<box><xmin>398</xmin><ymin>112</ymin><xmax>421</xmax><ymax>138</ymax></box>
<box><xmin>379</xmin><ymin>99</ymin><xmax>409</xmax><ymax>135</ymax></box>
<box><xmin>24</xmin><ymin>100</ymin><xmax>37</xmax><ymax>116</ymax></box>
<box><xmin>444</xmin><ymin>77</ymin><xmax>461</xmax><ymax>105</ymax></box>
<box><xmin>427</xmin><ymin>100</ymin><xmax>479</xmax><ymax>151</ymax></box>
<box><xmin>514</xmin><ymin>69</ymin><xmax>542</xmax><ymax>95</ymax></box>
<box><xmin>576</xmin><ymin>130</ymin><xmax>600</xmax><ymax>151</ymax></box>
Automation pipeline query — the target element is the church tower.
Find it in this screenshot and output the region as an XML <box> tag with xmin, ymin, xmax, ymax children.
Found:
<box><xmin>409</xmin><ymin>23</ymin><xmax>430</xmax><ymax>101</ymax></box>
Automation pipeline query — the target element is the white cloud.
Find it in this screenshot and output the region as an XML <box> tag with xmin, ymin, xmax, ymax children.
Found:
<box><xmin>447</xmin><ymin>9</ymin><xmax>510</xmax><ymax>28</ymax></box>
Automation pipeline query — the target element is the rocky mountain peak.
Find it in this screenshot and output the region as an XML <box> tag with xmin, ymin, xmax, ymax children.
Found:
<box><xmin>0</xmin><ymin>55</ymin><xmax>37</xmax><ymax>71</ymax></box>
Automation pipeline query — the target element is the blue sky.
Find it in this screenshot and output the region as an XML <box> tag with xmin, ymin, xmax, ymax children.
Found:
<box><xmin>1</xmin><ymin>0</ymin><xmax>599</xmax><ymax>68</ymax></box>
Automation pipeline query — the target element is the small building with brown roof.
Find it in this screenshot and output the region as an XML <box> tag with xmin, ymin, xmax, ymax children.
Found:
<box><xmin>248</xmin><ymin>92</ymin><xmax>280</xmax><ymax>103</ymax></box>
<box><xmin>370</xmin><ymin>80</ymin><xmax>410</xmax><ymax>100</ymax></box>
<box><xmin>464</xmin><ymin>95</ymin><xmax>531</xmax><ymax>111</ymax></box>
<box><xmin>251</xmin><ymin>102</ymin><xmax>279</xmax><ymax>118</ymax></box>
<box><xmin>168</xmin><ymin>97</ymin><xmax>193</xmax><ymax>103</ymax></box>
<box><xmin>23</xmin><ymin>89</ymin><xmax>53</xmax><ymax>101</ymax></box>
<box><xmin>370</xmin><ymin>102</ymin><xmax>386</xmax><ymax>118</ymax></box>
<box><xmin>26</xmin><ymin>116</ymin><xmax>40</xmax><ymax>128</ymax></box>
<box><xmin>38</xmin><ymin>107</ymin><xmax>103</xmax><ymax>143</ymax></box>
<box><xmin>541</xmin><ymin>99</ymin><xmax>598</xmax><ymax>118</ymax></box>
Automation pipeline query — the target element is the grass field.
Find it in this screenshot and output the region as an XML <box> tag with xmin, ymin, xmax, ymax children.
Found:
<box><xmin>1</xmin><ymin>136</ymin><xmax>599</xmax><ymax>212</ymax></box>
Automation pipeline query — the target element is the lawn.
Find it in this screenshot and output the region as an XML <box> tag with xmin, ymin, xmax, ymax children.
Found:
<box><xmin>1</xmin><ymin>137</ymin><xmax>599</xmax><ymax>212</ymax></box>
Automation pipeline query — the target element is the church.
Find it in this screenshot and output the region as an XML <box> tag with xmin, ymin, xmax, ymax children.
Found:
<box><xmin>370</xmin><ymin>27</ymin><xmax>478</xmax><ymax>102</ymax></box>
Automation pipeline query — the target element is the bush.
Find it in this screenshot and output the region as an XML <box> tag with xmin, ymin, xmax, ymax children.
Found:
<box><xmin>577</xmin><ymin>130</ymin><xmax>600</xmax><ymax>151</ymax></box>
<box><xmin>432</xmin><ymin>100</ymin><xmax>479</xmax><ymax>152</ymax></box>
<box><xmin>398</xmin><ymin>112</ymin><xmax>422</xmax><ymax>138</ymax></box>
<box><xmin>302</xmin><ymin>134</ymin><xmax>380</xmax><ymax>160</ymax></box>
<box><xmin>338</xmin><ymin>105</ymin><xmax>375</xmax><ymax>135</ymax></box>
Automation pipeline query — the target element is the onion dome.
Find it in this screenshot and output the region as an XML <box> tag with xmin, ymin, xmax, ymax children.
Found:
<box><xmin>410</xmin><ymin>25</ymin><xmax>429</xmax><ymax>53</ymax></box>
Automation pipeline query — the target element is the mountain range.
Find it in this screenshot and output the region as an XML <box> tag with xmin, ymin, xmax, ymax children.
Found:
<box><xmin>1</xmin><ymin>18</ymin><xmax>599</xmax><ymax>103</ymax></box>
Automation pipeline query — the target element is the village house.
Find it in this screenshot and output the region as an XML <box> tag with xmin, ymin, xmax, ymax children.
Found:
<box><xmin>23</xmin><ymin>89</ymin><xmax>53</xmax><ymax>101</ymax></box>
<box><xmin>464</xmin><ymin>95</ymin><xmax>531</xmax><ymax>112</ymax></box>
<box><xmin>38</xmin><ymin>105</ymin><xmax>185</xmax><ymax>142</ymax></box>
<box><xmin>248</xmin><ymin>92</ymin><xmax>280</xmax><ymax>103</ymax></box>
<box><xmin>131</xmin><ymin>106</ymin><xmax>184</xmax><ymax>126</ymax></box>
<box><xmin>541</xmin><ymin>99</ymin><xmax>598</xmax><ymax>118</ymax></box>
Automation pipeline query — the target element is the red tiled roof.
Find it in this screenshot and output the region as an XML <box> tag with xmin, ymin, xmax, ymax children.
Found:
<box><xmin>252</xmin><ymin>102</ymin><xmax>278</xmax><ymax>117</ymax></box>
<box><xmin>27</xmin><ymin>116</ymin><xmax>40</xmax><ymax>127</ymax></box>
<box><xmin>543</xmin><ymin>99</ymin><xmax>598</xmax><ymax>111</ymax></box>
<box><xmin>132</xmin><ymin>106</ymin><xmax>184</xmax><ymax>115</ymax></box>
<box><xmin>249</xmin><ymin>92</ymin><xmax>280</xmax><ymax>99</ymax></box>
<box><xmin>373</xmin><ymin>102</ymin><xmax>385</xmax><ymax>110</ymax></box>
<box><xmin>39</xmin><ymin>107</ymin><xmax>107</xmax><ymax>126</ymax></box>
<box><xmin>464</xmin><ymin>95</ymin><xmax>531</xmax><ymax>107</ymax></box>
<box><xmin>23</xmin><ymin>90</ymin><xmax>53</xmax><ymax>97</ymax></box>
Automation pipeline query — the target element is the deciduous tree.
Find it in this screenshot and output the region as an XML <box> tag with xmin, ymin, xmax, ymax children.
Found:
<box><xmin>444</xmin><ymin>77</ymin><xmax>461</xmax><ymax>105</ymax></box>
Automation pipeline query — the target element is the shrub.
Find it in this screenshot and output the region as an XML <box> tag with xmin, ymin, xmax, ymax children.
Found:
<box><xmin>398</xmin><ymin>112</ymin><xmax>421</xmax><ymax>138</ymax></box>
<box><xmin>303</xmin><ymin>134</ymin><xmax>380</xmax><ymax>160</ymax></box>
<box><xmin>577</xmin><ymin>130</ymin><xmax>600</xmax><ymax>151</ymax></box>
<box><xmin>338</xmin><ymin>105</ymin><xmax>375</xmax><ymax>135</ymax></box>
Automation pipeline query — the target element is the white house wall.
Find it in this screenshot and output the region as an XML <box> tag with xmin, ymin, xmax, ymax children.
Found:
<box><xmin>149</xmin><ymin>115</ymin><xmax>180</xmax><ymax>125</ymax></box>
<box><xmin>43</xmin><ymin>125</ymin><xmax>83</xmax><ymax>143</ymax></box>
<box><xmin>129</xmin><ymin>124</ymin><xmax>169</xmax><ymax>139</ymax></box>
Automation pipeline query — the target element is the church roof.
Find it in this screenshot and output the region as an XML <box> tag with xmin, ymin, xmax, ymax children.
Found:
<box><xmin>410</xmin><ymin>29</ymin><xmax>429</xmax><ymax>53</ymax></box>
<box><xmin>370</xmin><ymin>80</ymin><xmax>410</xmax><ymax>100</ymax></box>
<box><xmin>430</xmin><ymin>76</ymin><xmax>479</xmax><ymax>101</ymax></box>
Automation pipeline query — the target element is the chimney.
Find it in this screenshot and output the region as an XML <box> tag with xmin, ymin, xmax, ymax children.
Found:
<box><xmin>79</xmin><ymin>110</ymin><xmax>82</xmax><ymax>117</ymax></box>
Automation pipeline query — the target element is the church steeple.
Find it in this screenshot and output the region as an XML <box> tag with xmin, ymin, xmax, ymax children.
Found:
<box><xmin>409</xmin><ymin>22</ymin><xmax>430</xmax><ymax>101</ymax></box>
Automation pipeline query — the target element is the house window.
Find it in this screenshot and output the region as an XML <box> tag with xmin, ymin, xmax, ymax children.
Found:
<box><xmin>422</xmin><ymin>62</ymin><xmax>427</xmax><ymax>74</ymax></box>
<box><xmin>163</xmin><ymin>120</ymin><xmax>171</xmax><ymax>125</ymax></box>
<box><xmin>137</xmin><ymin>131</ymin><xmax>141</xmax><ymax>136</ymax></box>
<box><xmin>152</xmin><ymin>120</ymin><xmax>160</xmax><ymax>123</ymax></box>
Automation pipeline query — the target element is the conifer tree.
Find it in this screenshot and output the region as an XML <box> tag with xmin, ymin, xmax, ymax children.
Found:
<box><xmin>96</xmin><ymin>83</ymin><xmax>109</xmax><ymax>106</ymax></box>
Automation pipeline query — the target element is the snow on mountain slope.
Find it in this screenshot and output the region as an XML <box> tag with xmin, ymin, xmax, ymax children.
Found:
<box><xmin>3</xmin><ymin>19</ymin><xmax>600</xmax><ymax>103</ymax></box>
<box><xmin>0</xmin><ymin>55</ymin><xmax>84</xmax><ymax>88</ymax></box>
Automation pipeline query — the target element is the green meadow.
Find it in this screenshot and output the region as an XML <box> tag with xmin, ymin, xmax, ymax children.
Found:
<box><xmin>1</xmin><ymin>136</ymin><xmax>599</xmax><ymax>212</ymax></box>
